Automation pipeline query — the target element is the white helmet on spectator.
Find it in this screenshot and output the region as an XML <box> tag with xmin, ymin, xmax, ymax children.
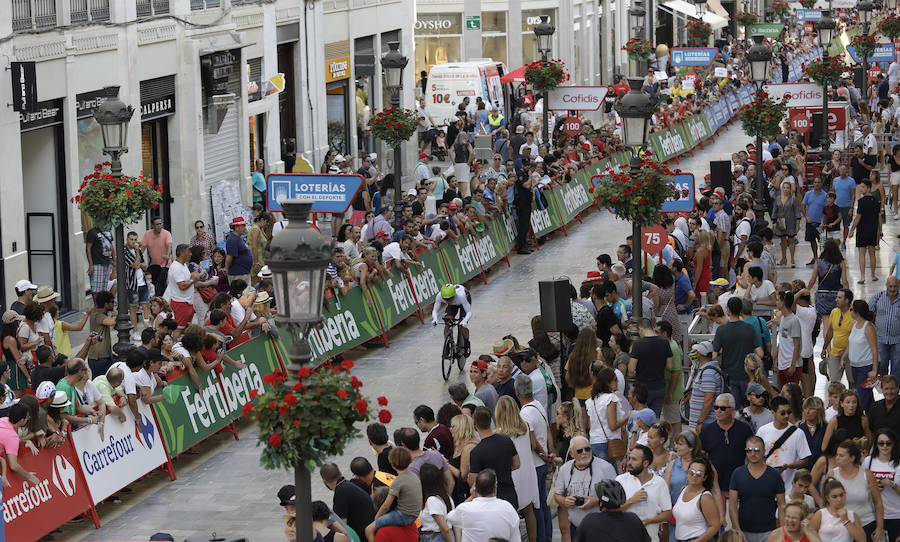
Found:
<box><xmin>35</xmin><ymin>381</ymin><xmax>56</xmax><ymax>402</ymax></box>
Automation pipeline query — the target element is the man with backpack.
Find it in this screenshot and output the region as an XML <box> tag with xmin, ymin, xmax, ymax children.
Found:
<box><xmin>688</xmin><ymin>341</ymin><xmax>727</xmax><ymax>428</ymax></box>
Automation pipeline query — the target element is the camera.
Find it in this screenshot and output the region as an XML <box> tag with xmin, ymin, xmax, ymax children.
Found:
<box><xmin>90</xmin><ymin>331</ymin><xmax>103</xmax><ymax>342</ymax></box>
<box><xmin>574</xmin><ymin>496</ymin><xmax>585</xmax><ymax>507</ymax></box>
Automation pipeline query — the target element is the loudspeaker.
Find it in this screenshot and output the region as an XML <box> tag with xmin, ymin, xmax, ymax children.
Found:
<box><xmin>539</xmin><ymin>279</ymin><xmax>572</xmax><ymax>332</ymax></box>
<box><xmin>812</xmin><ymin>113</ymin><xmax>825</xmax><ymax>147</ymax></box>
<box><xmin>709</xmin><ymin>160</ymin><xmax>732</xmax><ymax>197</ymax></box>
<box><xmin>854</xmin><ymin>66</ymin><xmax>865</xmax><ymax>92</ymax></box>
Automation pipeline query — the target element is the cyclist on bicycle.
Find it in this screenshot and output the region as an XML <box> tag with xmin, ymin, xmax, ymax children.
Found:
<box><xmin>432</xmin><ymin>283</ymin><xmax>472</xmax><ymax>356</ymax></box>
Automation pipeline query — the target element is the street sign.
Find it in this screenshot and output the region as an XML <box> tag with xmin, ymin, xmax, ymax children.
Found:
<box><xmin>465</xmin><ymin>15</ymin><xmax>481</xmax><ymax>30</ymax></box>
<box><xmin>795</xmin><ymin>9</ymin><xmax>822</xmax><ymax>21</ymax></box>
<box><xmin>641</xmin><ymin>225</ymin><xmax>668</xmax><ymax>253</ymax></box>
<box><xmin>789</xmin><ymin>108</ymin><xmax>814</xmax><ymax>133</ymax></box>
<box><xmin>266</xmin><ymin>173</ymin><xmax>364</xmax><ymax>213</ymax></box>
<box><xmin>662</xmin><ymin>174</ymin><xmax>696</xmax><ymax>213</ymax></box>
<box><xmin>547</xmin><ymin>86</ymin><xmax>609</xmax><ymax>111</ymax></box>
<box><xmin>670</xmin><ymin>48</ymin><xmax>718</xmax><ymax>67</ymax></box>
<box><xmin>563</xmin><ymin>116</ymin><xmax>582</xmax><ymax>137</ymax></box>
<box><xmin>762</xmin><ymin>82</ymin><xmax>823</xmax><ymax>107</ymax></box>
<box><xmin>847</xmin><ymin>43</ymin><xmax>895</xmax><ymax>63</ymax></box>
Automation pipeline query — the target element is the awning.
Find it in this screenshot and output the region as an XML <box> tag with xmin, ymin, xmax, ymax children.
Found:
<box><xmin>706</xmin><ymin>0</ymin><xmax>729</xmax><ymax>19</ymax></box>
<box><xmin>500</xmin><ymin>65</ymin><xmax>526</xmax><ymax>84</ymax></box>
<box><xmin>661</xmin><ymin>0</ymin><xmax>729</xmax><ymax>30</ymax></box>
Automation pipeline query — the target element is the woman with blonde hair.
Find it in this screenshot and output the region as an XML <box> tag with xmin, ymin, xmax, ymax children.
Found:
<box><xmin>553</xmin><ymin>401</ymin><xmax>585</xmax><ymax>464</ymax></box>
<box><xmin>494</xmin><ymin>395</ymin><xmax>538</xmax><ymax>542</ymax></box>
<box><xmin>745</xmin><ymin>353</ymin><xmax>779</xmax><ymax>397</ymax></box>
<box><xmin>800</xmin><ymin>396</ymin><xmax>827</xmax><ymax>468</ymax></box>
<box><xmin>448</xmin><ymin>413</ymin><xmax>479</xmax><ymax>505</ymax></box>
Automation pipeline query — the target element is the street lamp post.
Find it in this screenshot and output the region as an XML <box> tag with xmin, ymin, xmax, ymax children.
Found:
<box><xmin>614</xmin><ymin>77</ymin><xmax>655</xmax><ymax>322</ymax></box>
<box><xmin>859</xmin><ymin>0</ymin><xmax>874</xmax><ymax>106</ymax></box>
<box><xmin>264</xmin><ymin>200</ymin><xmax>332</xmax><ymax>542</ymax></box>
<box><xmin>629</xmin><ymin>2</ymin><xmax>648</xmax><ymax>75</ymax></box>
<box><xmin>93</xmin><ymin>93</ymin><xmax>135</xmax><ymax>359</ymax></box>
<box><xmin>747</xmin><ymin>34</ymin><xmax>773</xmax><ymax>224</ymax></box>
<box><xmin>533</xmin><ymin>15</ymin><xmax>555</xmax><ymax>146</ymax></box>
<box><xmin>381</xmin><ymin>42</ymin><xmax>407</xmax><ymax>202</ymax></box>
<box><xmin>817</xmin><ymin>11</ymin><xmax>836</xmax><ymax>159</ymax></box>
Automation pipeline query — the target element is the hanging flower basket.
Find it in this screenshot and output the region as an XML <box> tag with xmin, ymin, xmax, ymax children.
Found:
<box><xmin>524</xmin><ymin>59</ymin><xmax>569</xmax><ymax>92</ymax></box>
<box><xmin>771</xmin><ymin>0</ymin><xmax>791</xmax><ymax>19</ymax></box>
<box><xmin>71</xmin><ymin>162</ymin><xmax>162</xmax><ymax>231</ymax></box>
<box><xmin>735</xmin><ymin>11</ymin><xmax>759</xmax><ymax>27</ymax></box>
<box><xmin>589</xmin><ymin>159</ymin><xmax>683</xmax><ymax>226</ymax></box>
<box><xmin>738</xmin><ymin>90</ymin><xmax>789</xmax><ymax>138</ymax></box>
<box><xmin>799</xmin><ymin>0</ymin><xmax>816</xmax><ymax>7</ymax></box>
<box><xmin>804</xmin><ymin>55</ymin><xmax>846</xmax><ymax>87</ymax></box>
<box><xmin>850</xmin><ymin>32</ymin><xmax>878</xmax><ymax>62</ymax></box>
<box><xmin>879</xmin><ymin>15</ymin><xmax>900</xmax><ymax>40</ymax></box>
<box><xmin>242</xmin><ymin>361</ymin><xmax>393</xmax><ymax>472</ymax></box>
<box><xmin>623</xmin><ymin>38</ymin><xmax>655</xmax><ymax>61</ymax></box>
<box><xmin>686</xmin><ymin>20</ymin><xmax>712</xmax><ymax>46</ymax></box>
<box><xmin>369</xmin><ymin>107</ymin><xmax>420</xmax><ymax>149</ymax></box>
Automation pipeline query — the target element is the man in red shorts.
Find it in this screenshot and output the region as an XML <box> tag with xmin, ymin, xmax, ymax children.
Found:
<box><xmin>166</xmin><ymin>244</ymin><xmax>196</xmax><ymax>336</ymax></box>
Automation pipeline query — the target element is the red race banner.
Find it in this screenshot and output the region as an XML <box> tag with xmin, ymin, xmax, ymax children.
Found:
<box><xmin>3</xmin><ymin>438</ymin><xmax>99</xmax><ymax>541</ymax></box>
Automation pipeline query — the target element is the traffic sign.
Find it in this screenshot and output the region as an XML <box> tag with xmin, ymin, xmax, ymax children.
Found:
<box><xmin>641</xmin><ymin>225</ymin><xmax>668</xmax><ymax>253</ymax></box>
<box><xmin>563</xmin><ymin>116</ymin><xmax>582</xmax><ymax>137</ymax></box>
<box><xmin>266</xmin><ymin>173</ymin><xmax>364</xmax><ymax>213</ymax></box>
<box><xmin>789</xmin><ymin>108</ymin><xmax>813</xmax><ymax>133</ymax></box>
<box><xmin>662</xmin><ymin>174</ymin><xmax>696</xmax><ymax>213</ymax></box>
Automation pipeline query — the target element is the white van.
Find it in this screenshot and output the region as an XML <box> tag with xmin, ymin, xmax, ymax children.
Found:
<box><xmin>425</xmin><ymin>60</ymin><xmax>510</xmax><ymax>127</ymax></box>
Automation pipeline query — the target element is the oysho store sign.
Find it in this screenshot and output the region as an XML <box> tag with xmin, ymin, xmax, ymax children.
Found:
<box><xmin>414</xmin><ymin>14</ymin><xmax>461</xmax><ymax>34</ymax></box>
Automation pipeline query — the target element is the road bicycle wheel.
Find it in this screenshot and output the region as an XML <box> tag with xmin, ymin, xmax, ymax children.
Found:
<box><xmin>456</xmin><ymin>332</ymin><xmax>466</xmax><ymax>371</ymax></box>
<box><xmin>441</xmin><ymin>331</ymin><xmax>454</xmax><ymax>381</ymax></box>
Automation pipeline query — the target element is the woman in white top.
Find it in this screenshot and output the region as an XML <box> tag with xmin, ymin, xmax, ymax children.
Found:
<box><xmin>672</xmin><ymin>457</ymin><xmax>720</xmax><ymax>542</ymax></box>
<box><xmin>844</xmin><ymin>300</ymin><xmax>879</xmax><ymax>413</ymax></box>
<box><xmin>419</xmin><ymin>462</ymin><xmax>454</xmax><ymax>542</ymax></box>
<box><xmin>829</xmin><ymin>439</ymin><xmax>884</xmax><ymax>542</ymax></box>
<box><xmin>584</xmin><ymin>365</ymin><xmax>626</xmax><ymax>466</ymax></box>
<box><xmin>810</xmin><ymin>479</ymin><xmax>867</xmax><ymax>542</ymax></box>
<box><xmin>494</xmin><ymin>395</ymin><xmax>538</xmax><ymax>542</ymax></box>
<box><xmin>767</xmin><ymin>501</ymin><xmax>822</xmax><ymax>542</ymax></box>
<box><xmin>866</xmin><ymin>428</ymin><xmax>900</xmax><ymax>542</ymax></box>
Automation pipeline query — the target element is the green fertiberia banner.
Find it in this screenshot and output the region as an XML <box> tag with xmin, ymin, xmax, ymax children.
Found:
<box><xmin>650</xmin><ymin>127</ymin><xmax>689</xmax><ymax>162</ymax></box>
<box><xmin>407</xmin><ymin>247</ymin><xmax>450</xmax><ymax>318</ymax></box>
<box><xmin>554</xmin><ymin>173</ymin><xmax>594</xmax><ymax>224</ymax></box>
<box><xmin>152</xmin><ymin>334</ymin><xmax>283</xmax><ymax>457</ymax></box>
<box><xmin>749</xmin><ymin>24</ymin><xmax>784</xmax><ymax>37</ymax></box>
<box><xmin>681</xmin><ymin>114</ymin><xmax>712</xmax><ymax>148</ymax></box>
<box><xmin>309</xmin><ymin>284</ymin><xmax>385</xmax><ymax>361</ymax></box>
<box><xmin>530</xmin><ymin>189</ymin><xmax>564</xmax><ymax>238</ymax></box>
<box><xmin>365</xmin><ymin>267</ymin><xmax>421</xmax><ymax>331</ymax></box>
<box><xmin>440</xmin><ymin>231</ymin><xmax>485</xmax><ymax>284</ymax></box>
<box><xmin>471</xmin><ymin>218</ymin><xmax>506</xmax><ymax>270</ymax></box>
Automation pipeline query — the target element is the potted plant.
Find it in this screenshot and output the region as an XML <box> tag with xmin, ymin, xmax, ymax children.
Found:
<box><xmin>735</xmin><ymin>11</ymin><xmax>759</xmax><ymax>27</ymax></box>
<box><xmin>850</xmin><ymin>32</ymin><xmax>878</xmax><ymax>62</ymax></box>
<box><xmin>524</xmin><ymin>59</ymin><xmax>569</xmax><ymax>92</ymax></box>
<box><xmin>879</xmin><ymin>15</ymin><xmax>900</xmax><ymax>40</ymax></box>
<box><xmin>771</xmin><ymin>0</ymin><xmax>791</xmax><ymax>20</ymax></box>
<box><xmin>71</xmin><ymin>162</ymin><xmax>162</xmax><ymax>230</ymax></box>
<box><xmin>686</xmin><ymin>20</ymin><xmax>713</xmax><ymax>47</ymax></box>
<box><xmin>242</xmin><ymin>361</ymin><xmax>392</xmax><ymax>472</ymax></box>
<box><xmin>590</xmin><ymin>159</ymin><xmax>684</xmax><ymax>226</ymax></box>
<box><xmin>369</xmin><ymin>107</ymin><xmax>420</xmax><ymax>149</ymax></box>
<box><xmin>622</xmin><ymin>38</ymin><xmax>655</xmax><ymax>60</ymax></box>
<box><xmin>738</xmin><ymin>90</ymin><xmax>789</xmax><ymax>138</ymax></box>
<box><xmin>804</xmin><ymin>55</ymin><xmax>845</xmax><ymax>87</ymax></box>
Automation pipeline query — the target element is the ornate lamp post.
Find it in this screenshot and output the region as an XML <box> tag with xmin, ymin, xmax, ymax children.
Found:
<box><xmin>859</xmin><ymin>0</ymin><xmax>874</xmax><ymax>105</ymax></box>
<box><xmin>93</xmin><ymin>93</ymin><xmax>135</xmax><ymax>358</ymax></box>
<box><xmin>614</xmin><ymin>77</ymin><xmax>655</xmax><ymax>322</ymax></box>
<box><xmin>817</xmin><ymin>10</ymin><xmax>836</xmax><ymax>156</ymax></box>
<box><xmin>747</xmin><ymin>34</ymin><xmax>772</xmax><ymax>222</ymax></box>
<box><xmin>381</xmin><ymin>42</ymin><xmax>407</xmax><ymax>201</ymax></box>
<box><xmin>629</xmin><ymin>2</ymin><xmax>648</xmax><ymax>75</ymax></box>
<box><xmin>264</xmin><ymin>200</ymin><xmax>332</xmax><ymax>542</ymax></box>
<box><xmin>533</xmin><ymin>15</ymin><xmax>555</xmax><ymax>145</ymax></box>
<box><xmin>888</xmin><ymin>0</ymin><xmax>898</xmax><ymax>14</ymax></box>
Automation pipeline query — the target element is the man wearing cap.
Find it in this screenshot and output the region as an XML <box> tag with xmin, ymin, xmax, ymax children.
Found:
<box><xmin>225</xmin><ymin>216</ymin><xmax>253</xmax><ymax>284</ymax></box>
<box><xmin>414</xmin><ymin>153</ymin><xmax>431</xmax><ymax>185</ymax></box>
<box><xmin>33</xmin><ymin>285</ymin><xmax>59</xmax><ymax>352</ymax></box>
<box><xmin>0</xmin><ymin>403</ymin><xmax>41</xmax><ymax>485</ymax></box>
<box><xmin>739</xmin><ymin>383</ymin><xmax>773</xmax><ymax>432</ymax></box>
<box><xmin>709</xmin><ymin>278</ymin><xmax>733</xmax><ymax>309</ymax></box>
<box><xmin>10</xmin><ymin>280</ymin><xmax>37</xmax><ymax>314</ymax></box>
<box><xmin>510</xmin><ymin>125</ymin><xmax>526</xmax><ymax>160</ymax></box>
<box><xmin>688</xmin><ymin>341</ymin><xmax>723</xmax><ymax>427</ymax></box>
<box><xmin>142</xmin><ymin>216</ymin><xmax>172</xmax><ymax>297</ymax></box>
<box><xmin>470</xmin><ymin>359</ymin><xmax>499</xmax><ymax>413</ymax></box>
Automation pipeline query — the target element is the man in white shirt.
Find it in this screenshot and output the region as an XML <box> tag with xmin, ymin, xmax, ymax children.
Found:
<box><xmin>774</xmin><ymin>291</ymin><xmax>802</xmax><ymax>386</ymax></box>
<box><xmin>756</xmin><ymin>396</ymin><xmax>811</xmax><ymax>488</ymax></box>
<box><xmin>381</xmin><ymin>236</ymin><xmax>422</xmax><ymax>273</ymax></box>
<box><xmin>133</xmin><ymin>348</ymin><xmax>166</xmax><ymax>405</ymax></box>
<box><xmin>515</xmin><ymin>373</ymin><xmax>553</xmax><ymax>542</ymax></box>
<box><xmin>446</xmin><ymin>469</ymin><xmax>521</xmax><ymax>542</ymax></box>
<box><xmin>166</xmin><ymin>243</ymin><xmax>197</xmax><ymax>333</ymax></box>
<box><xmin>519</xmin><ymin>132</ymin><xmax>539</xmax><ymax>158</ymax></box>
<box><xmin>732</xmin><ymin>203</ymin><xmax>753</xmax><ymax>260</ymax></box>
<box><xmin>862</xmin><ymin>123</ymin><xmax>878</xmax><ymax>156</ymax></box>
<box><xmin>616</xmin><ymin>444</ymin><xmax>672</xmax><ymax>542</ymax></box>
<box><xmin>413</xmin><ymin>153</ymin><xmax>431</xmax><ymax>184</ymax></box>
<box><xmin>554</xmin><ymin>435</ymin><xmax>617</xmax><ymax>535</ymax></box>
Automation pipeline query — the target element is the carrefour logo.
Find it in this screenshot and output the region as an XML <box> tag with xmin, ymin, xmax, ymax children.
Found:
<box><xmin>53</xmin><ymin>455</ymin><xmax>77</xmax><ymax>496</ymax></box>
<box><xmin>81</xmin><ymin>433</ymin><xmax>137</xmax><ymax>475</ymax></box>
<box><xmin>134</xmin><ymin>413</ymin><xmax>156</xmax><ymax>450</ymax></box>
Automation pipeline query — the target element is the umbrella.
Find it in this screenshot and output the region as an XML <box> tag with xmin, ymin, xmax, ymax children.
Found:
<box><xmin>500</xmin><ymin>66</ymin><xmax>527</xmax><ymax>84</ymax></box>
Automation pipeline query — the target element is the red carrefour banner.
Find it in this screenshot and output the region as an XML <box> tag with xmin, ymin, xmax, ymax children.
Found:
<box><xmin>3</xmin><ymin>438</ymin><xmax>98</xmax><ymax>541</ymax></box>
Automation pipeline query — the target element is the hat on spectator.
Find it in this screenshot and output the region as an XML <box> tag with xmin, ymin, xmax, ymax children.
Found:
<box><xmin>230</xmin><ymin>216</ymin><xmax>248</xmax><ymax>228</ymax></box>
<box><xmin>254</xmin><ymin>291</ymin><xmax>271</xmax><ymax>305</ymax></box>
<box><xmin>586</xmin><ymin>271</ymin><xmax>604</xmax><ymax>282</ymax></box>
<box><xmin>277</xmin><ymin>484</ymin><xmax>296</xmax><ymax>507</ymax></box>
<box><xmin>713</xmin><ymin>187</ymin><xmax>725</xmax><ymax>197</ymax></box>
<box><xmin>50</xmin><ymin>390</ymin><xmax>71</xmax><ymax>409</ymax></box>
<box><xmin>334</xmin><ymin>154</ymin><xmax>345</xmax><ymax>163</ymax></box>
<box><xmin>146</xmin><ymin>348</ymin><xmax>167</xmax><ymax>362</ymax></box>
<box><xmin>35</xmin><ymin>381</ymin><xmax>56</xmax><ymax>402</ymax></box>
<box><xmin>34</xmin><ymin>285</ymin><xmax>60</xmax><ymax>304</ymax></box>
<box><xmin>534</xmin><ymin>156</ymin><xmax>544</xmax><ymax>163</ymax></box>
<box><xmin>257</xmin><ymin>265</ymin><xmax>273</xmax><ymax>279</ymax></box>
<box><xmin>419</xmin><ymin>152</ymin><xmax>430</xmax><ymax>160</ymax></box>
<box><xmin>515</xmin><ymin>125</ymin><xmax>525</xmax><ymax>133</ymax></box>
<box><xmin>710</xmin><ymin>278</ymin><xmax>730</xmax><ymax>287</ymax></box>
<box><xmin>1</xmin><ymin>310</ymin><xmax>23</xmax><ymax>324</ymax></box>
<box><xmin>747</xmin><ymin>382</ymin><xmax>767</xmax><ymax>396</ymax></box>
<box><xmin>493</xmin><ymin>339</ymin><xmax>514</xmax><ymax>356</ymax></box>
<box><xmin>471</xmin><ymin>359</ymin><xmax>488</xmax><ymax>372</ymax></box>
<box><xmin>407</xmin><ymin>189</ymin><xmax>417</xmax><ymax>197</ymax></box>
<box><xmin>368</xmin><ymin>153</ymin><xmax>377</xmax><ymax>160</ymax></box>
<box><xmin>448</xmin><ymin>202</ymin><xmax>458</xmax><ymax>210</ymax></box>
<box><xmin>14</xmin><ymin>279</ymin><xmax>37</xmax><ymax>292</ymax></box>
<box><xmin>692</xmin><ymin>341</ymin><xmax>715</xmax><ymax>356</ymax></box>
<box><xmin>375</xmin><ymin>231</ymin><xmax>390</xmax><ymax>240</ymax></box>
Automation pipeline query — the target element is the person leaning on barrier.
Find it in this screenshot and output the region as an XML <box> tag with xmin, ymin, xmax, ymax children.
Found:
<box><xmin>0</xmin><ymin>403</ymin><xmax>41</xmax><ymax>485</ymax></box>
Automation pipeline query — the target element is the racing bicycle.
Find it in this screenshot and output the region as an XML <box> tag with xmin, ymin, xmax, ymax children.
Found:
<box><xmin>440</xmin><ymin>317</ymin><xmax>467</xmax><ymax>380</ymax></box>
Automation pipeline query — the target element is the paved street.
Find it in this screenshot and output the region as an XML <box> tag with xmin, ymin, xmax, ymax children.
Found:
<box><xmin>57</xmin><ymin>120</ymin><xmax>896</xmax><ymax>541</ymax></box>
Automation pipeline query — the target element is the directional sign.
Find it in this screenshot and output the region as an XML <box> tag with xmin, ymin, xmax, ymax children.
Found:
<box><xmin>670</xmin><ymin>48</ymin><xmax>718</xmax><ymax>67</ymax></box>
<box><xmin>267</xmin><ymin>174</ymin><xmax>364</xmax><ymax>213</ymax></box>
<box><xmin>662</xmin><ymin>174</ymin><xmax>696</xmax><ymax>213</ymax></box>
<box><xmin>642</xmin><ymin>225</ymin><xmax>668</xmax><ymax>253</ymax></box>
<box><xmin>847</xmin><ymin>43</ymin><xmax>895</xmax><ymax>63</ymax></box>
<box><xmin>795</xmin><ymin>9</ymin><xmax>822</xmax><ymax>21</ymax></box>
<box><xmin>547</xmin><ymin>86</ymin><xmax>609</xmax><ymax>111</ymax></box>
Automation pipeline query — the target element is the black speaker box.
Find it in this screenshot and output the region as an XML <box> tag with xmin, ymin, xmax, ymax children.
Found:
<box><xmin>709</xmin><ymin>160</ymin><xmax>732</xmax><ymax>197</ymax></box>
<box><xmin>811</xmin><ymin>112</ymin><xmax>825</xmax><ymax>147</ymax></box>
<box><xmin>538</xmin><ymin>279</ymin><xmax>572</xmax><ymax>332</ymax></box>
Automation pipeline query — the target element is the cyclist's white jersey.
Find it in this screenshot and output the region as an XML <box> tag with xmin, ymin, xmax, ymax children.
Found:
<box><xmin>431</xmin><ymin>285</ymin><xmax>472</xmax><ymax>326</ymax></box>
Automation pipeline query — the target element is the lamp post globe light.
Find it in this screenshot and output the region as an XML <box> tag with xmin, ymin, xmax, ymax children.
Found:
<box><xmin>263</xmin><ymin>199</ymin><xmax>332</xmax><ymax>542</ymax></box>
<box><xmin>381</xmin><ymin>41</ymin><xmax>407</xmax><ymax>200</ymax></box>
<box><xmin>694</xmin><ymin>0</ymin><xmax>707</xmax><ymax>17</ymax></box>
<box><xmin>613</xmin><ymin>77</ymin><xmax>655</xmax><ymax>322</ymax></box>
<box><xmin>817</xmin><ymin>11</ymin><xmax>836</xmax><ymax>156</ymax></box>
<box><xmin>859</xmin><ymin>0</ymin><xmax>874</xmax><ymax>26</ymax></box>
<box><xmin>533</xmin><ymin>15</ymin><xmax>555</xmax><ymax>145</ymax></box>
<box><xmin>747</xmin><ymin>35</ymin><xmax>772</xmax><ymax>223</ymax></box>
<box><xmin>92</xmin><ymin>93</ymin><xmax>135</xmax><ymax>358</ymax></box>
<box><xmin>629</xmin><ymin>1</ymin><xmax>646</xmax><ymax>36</ymax></box>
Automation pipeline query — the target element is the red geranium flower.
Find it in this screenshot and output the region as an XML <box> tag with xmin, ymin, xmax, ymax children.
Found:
<box><xmin>354</xmin><ymin>400</ymin><xmax>368</xmax><ymax>415</ymax></box>
<box><xmin>298</xmin><ymin>368</ymin><xmax>312</xmax><ymax>379</ymax></box>
<box><xmin>377</xmin><ymin>396</ymin><xmax>389</xmax><ymax>406</ymax></box>
<box><xmin>337</xmin><ymin>389</ymin><xmax>348</xmax><ymax>399</ymax></box>
<box><xmin>293</xmin><ymin>420</ymin><xmax>302</xmax><ymax>426</ymax></box>
<box><xmin>269</xmin><ymin>432</ymin><xmax>283</xmax><ymax>447</ymax></box>
<box><xmin>241</xmin><ymin>402</ymin><xmax>254</xmax><ymax>417</ymax></box>
<box><xmin>283</xmin><ymin>393</ymin><xmax>298</xmax><ymax>405</ymax></box>
<box><xmin>341</xmin><ymin>360</ymin><xmax>354</xmax><ymax>372</ymax></box>
<box><xmin>249</xmin><ymin>389</ymin><xmax>259</xmax><ymax>399</ymax></box>
<box><xmin>378</xmin><ymin>409</ymin><xmax>392</xmax><ymax>424</ymax></box>
<box><xmin>279</xmin><ymin>406</ymin><xmax>289</xmax><ymax>415</ymax></box>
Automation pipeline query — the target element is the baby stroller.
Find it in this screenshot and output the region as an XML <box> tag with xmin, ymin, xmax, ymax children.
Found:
<box><xmin>430</xmin><ymin>127</ymin><xmax>448</xmax><ymax>161</ymax></box>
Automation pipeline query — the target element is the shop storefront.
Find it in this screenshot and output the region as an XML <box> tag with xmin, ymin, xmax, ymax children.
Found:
<box><xmin>20</xmin><ymin>98</ymin><xmax>71</xmax><ymax>308</ymax></box>
<box><xmin>414</xmin><ymin>14</ymin><xmax>461</xmax><ymax>77</ymax></box>
<box><xmin>521</xmin><ymin>9</ymin><xmax>557</xmax><ymax>66</ymax></box>
<box><xmin>140</xmin><ymin>75</ymin><xmax>175</xmax><ymax>230</ymax></box>
<box><xmin>482</xmin><ymin>12</ymin><xmax>508</xmax><ymax>67</ymax></box>
<box><xmin>325</xmin><ymin>41</ymin><xmax>352</xmax><ymax>156</ymax></box>
<box><xmin>354</xmin><ymin>36</ymin><xmax>376</xmax><ymax>156</ymax></box>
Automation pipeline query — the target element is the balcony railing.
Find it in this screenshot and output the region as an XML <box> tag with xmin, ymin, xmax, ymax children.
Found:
<box><xmin>70</xmin><ymin>0</ymin><xmax>110</xmax><ymax>23</ymax></box>
<box><xmin>136</xmin><ymin>0</ymin><xmax>169</xmax><ymax>17</ymax></box>
<box><xmin>12</xmin><ymin>0</ymin><xmax>57</xmax><ymax>32</ymax></box>
<box><xmin>191</xmin><ymin>0</ymin><xmax>220</xmax><ymax>9</ymax></box>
